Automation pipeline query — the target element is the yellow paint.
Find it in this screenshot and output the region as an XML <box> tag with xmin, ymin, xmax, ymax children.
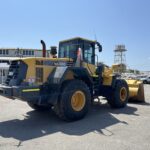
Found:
<box><xmin>23</xmin><ymin>58</ymin><xmax>36</xmax><ymax>83</ymax></box>
<box><xmin>120</xmin><ymin>87</ymin><xmax>127</xmax><ymax>102</ymax></box>
<box><xmin>92</xmin><ymin>74</ymin><xmax>99</xmax><ymax>78</ymax></box>
<box><xmin>71</xmin><ymin>91</ymin><xmax>86</xmax><ymax>112</ymax></box>
<box><xmin>14</xmin><ymin>57</ymin><xmax>73</xmax><ymax>62</ymax></box>
<box><xmin>82</xmin><ymin>62</ymin><xmax>96</xmax><ymax>75</ymax></box>
<box><xmin>19</xmin><ymin>57</ymin><xmax>73</xmax><ymax>85</ymax></box>
<box><xmin>102</xmin><ymin>67</ymin><xmax>113</xmax><ymax>86</ymax></box>
<box><xmin>43</xmin><ymin>66</ymin><xmax>55</xmax><ymax>83</ymax></box>
<box><xmin>125</xmin><ymin>79</ymin><xmax>143</xmax><ymax>98</ymax></box>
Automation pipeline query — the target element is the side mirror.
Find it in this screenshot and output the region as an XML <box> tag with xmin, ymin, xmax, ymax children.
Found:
<box><xmin>96</xmin><ymin>42</ymin><xmax>102</xmax><ymax>52</ymax></box>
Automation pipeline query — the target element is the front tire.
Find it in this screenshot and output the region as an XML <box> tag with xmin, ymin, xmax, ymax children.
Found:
<box><xmin>107</xmin><ymin>79</ymin><xmax>129</xmax><ymax>108</ymax></box>
<box><xmin>54</xmin><ymin>80</ymin><xmax>91</xmax><ymax>121</ymax></box>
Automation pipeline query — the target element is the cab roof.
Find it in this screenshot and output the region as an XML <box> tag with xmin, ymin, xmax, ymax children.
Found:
<box><xmin>59</xmin><ymin>37</ymin><xmax>96</xmax><ymax>44</ymax></box>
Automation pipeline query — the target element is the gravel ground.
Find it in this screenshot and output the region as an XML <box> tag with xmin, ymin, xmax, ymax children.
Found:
<box><xmin>0</xmin><ymin>85</ymin><xmax>150</xmax><ymax>150</ymax></box>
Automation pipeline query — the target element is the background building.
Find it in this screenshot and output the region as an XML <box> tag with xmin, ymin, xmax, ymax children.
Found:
<box><xmin>0</xmin><ymin>48</ymin><xmax>50</xmax><ymax>57</ymax></box>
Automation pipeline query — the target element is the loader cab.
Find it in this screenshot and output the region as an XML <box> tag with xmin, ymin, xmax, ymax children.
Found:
<box><xmin>58</xmin><ymin>37</ymin><xmax>102</xmax><ymax>65</ymax></box>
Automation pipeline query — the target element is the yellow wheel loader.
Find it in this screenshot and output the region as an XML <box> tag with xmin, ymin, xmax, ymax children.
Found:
<box><xmin>0</xmin><ymin>37</ymin><xmax>145</xmax><ymax>121</ymax></box>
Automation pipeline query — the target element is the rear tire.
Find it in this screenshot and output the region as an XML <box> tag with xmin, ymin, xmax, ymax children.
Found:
<box><xmin>107</xmin><ymin>79</ymin><xmax>129</xmax><ymax>108</ymax></box>
<box><xmin>27</xmin><ymin>102</ymin><xmax>51</xmax><ymax>111</ymax></box>
<box><xmin>54</xmin><ymin>80</ymin><xmax>91</xmax><ymax>121</ymax></box>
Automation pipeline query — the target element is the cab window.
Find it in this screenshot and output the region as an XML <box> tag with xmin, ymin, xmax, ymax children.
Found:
<box><xmin>84</xmin><ymin>43</ymin><xmax>95</xmax><ymax>64</ymax></box>
<box><xmin>59</xmin><ymin>44</ymin><xmax>77</xmax><ymax>60</ymax></box>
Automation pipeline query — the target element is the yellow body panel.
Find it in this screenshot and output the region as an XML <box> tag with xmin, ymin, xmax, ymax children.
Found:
<box><xmin>102</xmin><ymin>67</ymin><xmax>113</xmax><ymax>86</ymax></box>
<box><xmin>43</xmin><ymin>66</ymin><xmax>55</xmax><ymax>83</ymax></box>
<box><xmin>82</xmin><ymin>62</ymin><xmax>96</xmax><ymax>76</ymax></box>
<box><xmin>23</xmin><ymin>59</ymin><xmax>36</xmax><ymax>83</ymax></box>
<box><xmin>125</xmin><ymin>79</ymin><xmax>145</xmax><ymax>102</ymax></box>
<box><xmin>18</xmin><ymin>57</ymin><xmax>71</xmax><ymax>61</ymax></box>
<box><xmin>21</xmin><ymin>57</ymin><xmax>73</xmax><ymax>85</ymax></box>
<box><xmin>82</xmin><ymin>62</ymin><xmax>113</xmax><ymax>86</ymax></box>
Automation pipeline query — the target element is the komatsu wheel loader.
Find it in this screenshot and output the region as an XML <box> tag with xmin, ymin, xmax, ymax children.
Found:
<box><xmin>0</xmin><ymin>37</ymin><xmax>145</xmax><ymax>121</ymax></box>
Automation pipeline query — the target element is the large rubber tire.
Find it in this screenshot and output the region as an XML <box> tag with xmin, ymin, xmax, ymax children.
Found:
<box><xmin>107</xmin><ymin>79</ymin><xmax>129</xmax><ymax>108</ymax></box>
<box><xmin>27</xmin><ymin>102</ymin><xmax>51</xmax><ymax>111</ymax></box>
<box><xmin>54</xmin><ymin>80</ymin><xmax>91</xmax><ymax>121</ymax></box>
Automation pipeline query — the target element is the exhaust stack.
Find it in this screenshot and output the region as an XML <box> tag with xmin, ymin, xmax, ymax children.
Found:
<box><xmin>41</xmin><ymin>40</ymin><xmax>46</xmax><ymax>57</ymax></box>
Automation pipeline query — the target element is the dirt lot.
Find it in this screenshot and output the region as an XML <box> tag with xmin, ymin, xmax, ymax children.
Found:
<box><xmin>0</xmin><ymin>85</ymin><xmax>150</xmax><ymax>150</ymax></box>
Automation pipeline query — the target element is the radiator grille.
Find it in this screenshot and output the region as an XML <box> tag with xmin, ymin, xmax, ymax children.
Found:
<box><xmin>36</xmin><ymin>67</ymin><xmax>43</xmax><ymax>83</ymax></box>
<box><xmin>5</xmin><ymin>61</ymin><xmax>19</xmax><ymax>85</ymax></box>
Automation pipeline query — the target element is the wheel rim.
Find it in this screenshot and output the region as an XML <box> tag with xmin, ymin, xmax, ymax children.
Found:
<box><xmin>71</xmin><ymin>91</ymin><xmax>86</xmax><ymax>111</ymax></box>
<box><xmin>120</xmin><ymin>87</ymin><xmax>127</xmax><ymax>102</ymax></box>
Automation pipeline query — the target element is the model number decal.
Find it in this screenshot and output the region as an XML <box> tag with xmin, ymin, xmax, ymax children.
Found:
<box><xmin>36</xmin><ymin>60</ymin><xmax>67</xmax><ymax>66</ymax></box>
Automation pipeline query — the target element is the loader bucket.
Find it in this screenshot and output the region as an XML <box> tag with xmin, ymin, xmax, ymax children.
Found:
<box><xmin>125</xmin><ymin>79</ymin><xmax>145</xmax><ymax>102</ymax></box>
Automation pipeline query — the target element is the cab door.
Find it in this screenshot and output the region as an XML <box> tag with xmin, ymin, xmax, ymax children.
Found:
<box><xmin>82</xmin><ymin>42</ymin><xmax>96</xmax><ymax>76</ymax></box>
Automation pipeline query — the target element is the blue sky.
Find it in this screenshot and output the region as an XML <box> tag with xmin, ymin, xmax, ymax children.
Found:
<box><xmin>0</xmin><ymin>0</ymin><xmax>150</xmax><ymax>71</ymax></box>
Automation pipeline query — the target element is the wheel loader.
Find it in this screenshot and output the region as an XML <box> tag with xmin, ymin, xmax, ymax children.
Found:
<box><xmin>0</xmin><ymin>37</ymin><xmax>145</xmax><ymax>121</ymax></box>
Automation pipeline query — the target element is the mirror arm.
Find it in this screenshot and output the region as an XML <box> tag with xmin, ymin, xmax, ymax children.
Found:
<box><xmin>95</xmin><ymin>42</ymin><xmax>102</xmax><ymax>52</ymax></box>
